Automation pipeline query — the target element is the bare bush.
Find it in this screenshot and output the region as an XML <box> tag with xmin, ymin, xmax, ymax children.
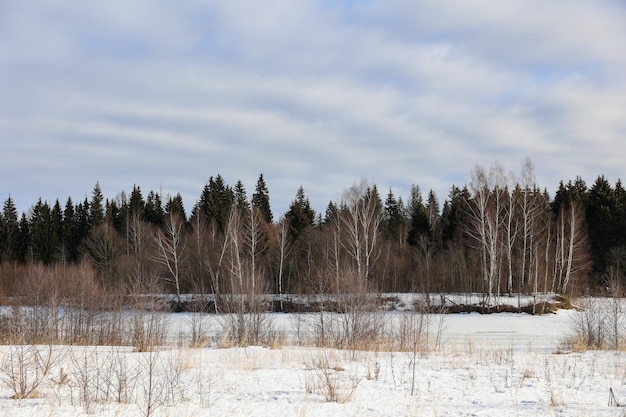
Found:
<box><xmin>135</xmin><ymin>349</ymin><xmax>165</xmax><ymax>417</ymax></box>
<box><xmin>0</xmin><ymin>344</ymin><xmax>58</xmax><ymax>399</ymax></box>
<box><xmin>69</xmin><ymin>347</ymin><xmax>100</xmax><ymax>413</ymax></box>
<box><xmin>315</xmin><ymin>270</ymin><xmax>387</xmax><ymax>350</ymax></box>
<box><xmin>334</xmin><ymin>295</ymin><xmax>386</xmax><ymax>350</ymax></box>
<box><xmin>0</xmin><ymin>262</ymin><xmax>127</xmax><ymax>346</ymax></box>
<box><xmin>127</xmin><ymin>277</ymin><xmax>169</xmax><ymax>352</ymax></box>
<box><xmin>218</xmin><ymin>305</ymin><xmax>277</xmax><ymax>347</ymax></box>
<box><xmin>604</xmin><ymin>272</ymin><xmax>626</xmax><ymax>350</ymax></box>
<box><xmin>564</xmin><ymin>297</ymin><xmax>623</xmax><ymax>350</ymax></box>
<box><xmin>110</xmin><ymin>347</ymin><xmax>138</xmax><ymax>404</ymax></box>
<box><xmin>186</xmin><ymin>313</ymin><xmax>209</xmax><ymax>348</ymax></box>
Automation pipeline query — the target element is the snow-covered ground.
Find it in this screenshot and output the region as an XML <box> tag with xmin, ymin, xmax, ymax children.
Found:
<box><xmin>2</xmin><ymin>308</ymin><xmax>626</xmax><ymax>417</ymax></box>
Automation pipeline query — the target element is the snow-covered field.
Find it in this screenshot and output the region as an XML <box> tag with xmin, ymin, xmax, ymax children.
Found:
<box><xmin>2</xmin><ymin>308</ymin><xmax>626</xmax><ymax>417</ymax></box>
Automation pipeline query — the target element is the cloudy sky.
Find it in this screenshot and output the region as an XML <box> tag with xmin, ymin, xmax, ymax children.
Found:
<box><xmin>1</xmin><ymin>1</ymin><xmax>625</xmax><ymax>217</ymax></box>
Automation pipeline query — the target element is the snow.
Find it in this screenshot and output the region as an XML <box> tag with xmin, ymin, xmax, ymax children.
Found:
<box><xmin>2</xmin><ymin>308</ymin><xmax>626</xmax><ymax>416</ymax></box>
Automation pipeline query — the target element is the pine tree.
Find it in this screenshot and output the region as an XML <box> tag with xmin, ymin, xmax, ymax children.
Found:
<box><xmin>252</xmin><ymin>174</ymin><xmax>272</xmax><ymax>223</ymax></box>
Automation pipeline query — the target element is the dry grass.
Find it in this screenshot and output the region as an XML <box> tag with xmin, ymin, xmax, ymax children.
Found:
<box><xmin>303</xmin><ymin>349</ymin><xmax>360</xmax><ymax>403</ymax></box>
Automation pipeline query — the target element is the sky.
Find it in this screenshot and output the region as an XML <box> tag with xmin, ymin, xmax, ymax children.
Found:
<box><xmin>1</xmin><ymin>1</ymin><xmax>625</xmax><ymax>217</ymax></box>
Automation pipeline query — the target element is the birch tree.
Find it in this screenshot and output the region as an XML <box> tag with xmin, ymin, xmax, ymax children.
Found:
<box><xmin>276</xmin><ymin>216</ymin><xmax>293</xmax><ymax>309</ymax></box>
<box><xmin>323</xmin><ymin>202</ymin><xmax>342</xmax><ymax>292</ymax></box>
<box><xmin>518</xmin><ymin>158</ymin><xmax>541</xmax><ymax>293</ymax></box>
<box><xmin>341</xmin><ymin>179</ymin><xmax>383</xmax><ymax>284</ymax></box>
<box><xmin>154</xmin><ymin>213</ymin><xmax>187</xmax><ymax>308</ymax></box>
<box><xmin>467</xmin><ymin>163</ymin><xmax>506</xmax><ymax>304</ymax></box>
<box><xmin>243</xmin><ymin>205</ymin><xmax>269</xmax><ymax>295</ymax></box>
<box><xmin>554</xmin><ymin>199</ymin><xmax>589</xmax><ymax>294</ymax></box>
<box><xmin>503</xmin><ymin>185</ymin><xmax>518</xmax><ymax>296</ymax></box>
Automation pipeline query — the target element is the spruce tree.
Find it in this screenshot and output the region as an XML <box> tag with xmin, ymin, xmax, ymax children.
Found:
<box><xmin>441</xmin><ymin>185</ymin><xmax>471</xmax><ymax>244</ymax></box>
<box><xmin>194</xmin><ymin>175</ymin><xmax>233</xmax><ymax>233</ymax></box>
<box><xmin>285</xmin><ymin>186</ymin><xmax>315</xmax><ymax>240</ymax></box>
<box><xmin>210</xmin><ymin>175</ymin><xmax>234</xmax><ymax>232</ymax></box>
<box><xmin>252</xmin><ymin>174</ymin><xmax>272</xmax><ymax>223</ymax></box>
<box><xmin>426</xmin><ymin>190</ymin><xmax>442</xmax><ymax>248</ymax></box>
<box><xmin>194</xmin><ymin>184</ymin><xmax>210</xmax><ymax>223</ymax></box>
<box><xmin>62</xmin><ymin>197</ymin><xmax>80</xmax><ymax>262</ymax></box>
<box><xmin>76</xmin><ymin>198</ymin><xmax>92</xmax><ymax>246</ymax></box>
<box><xmin>129</xmin><ymin>185</ymin><xmax>145</xmax><ymax>219</ymax></box>
<box><xmin>2</xmin><ymin>196</ymin><xmax>19</xmax><ymax>262</ymax></box>
<box><xmin>586</xmin><ymin>175</ymin><xmax>616</xmax><ymax>274</ymax></box>
<box><xmin>165</xmin><ymin>193</ymin><xmax>186</xmax><ymax>222</ymax></box>
<box><xmin>30</xmin><ymin>198</ymin><xmax>54</xmax><ymax>264</ymax></box>
<box><xmin>323</xmin><ymin>201</ymin><xmax>339</xmax><ymax>226</ymax></box>
<box><xmin>234</xmin><ymin>180</ymin><xmax>250</xmax><ymax>217</ymax></box>
<box><xmin>51</xmin><ymin>199</ymin><xmax>63</xmax><ymax>261</ymax></box>
<box><xmin>16</xmin><ymin>212</ymin><xmax>30</xmax><ymax>263</ymax></box>
<box><xmin>105</xmin><ymin>198</ymin><xmax>124</xmax><ymax>232</ymax></box>
<box><xmin>384</xmin><ymin>189</ymin><xmax>403</xmax><ymax>241</ymax></box>
<box><xmin>614</xmin><ymin>179</ymin><xmax>626</xmax><ymax>250</ymax></box>
<box><xmin>406</xmin><ymin>185</ymin><xmax>430</xmax><ymax>246</ymax></box>
<box><xmin>0</xmin><ymin>208</ymin><xmax>4</xmax><ymax>262</ymax></box>
<box><xmin>90</xmin><ymin>182</ymin><xmax>105</xmax><ymax>227</ymax></box>
<box><xmin>145</xmin><ymin>190</ymin><xmax>165</xmax><ymax>226</ymax></box>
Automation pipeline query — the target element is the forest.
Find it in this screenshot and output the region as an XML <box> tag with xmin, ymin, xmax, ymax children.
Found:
<box><xmin>1</xmin><ymin>158</ymin><xmax>625</xmax><ymax>310</ymax></box>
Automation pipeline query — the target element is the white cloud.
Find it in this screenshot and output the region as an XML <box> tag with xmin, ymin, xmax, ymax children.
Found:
<box><xmin>0</xmin><ymin>0</ymin><xmax>625</xmax><ymax>215</ymax></box>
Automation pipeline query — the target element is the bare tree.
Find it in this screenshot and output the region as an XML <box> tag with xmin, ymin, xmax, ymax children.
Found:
<box><xmin>467</xmin><ymin>163</ymin><xmax>506</xmax><ymax>304</ymax></box>
<box><xmin>189</xmin><ymin>210</ymin><xmax>210</xmax><ymax>301</ymax></box>
<box><xmin>82</xmin><ymin>223</ymin><xmax>123</xmax><ymax>283</ymax></box>
<box><xmin>121</xmin><ymin>211</ymin><xmax>155</xmax><ymax>292</ymax></box>
<box><xmin>243</xmin><ymin>205</ymin><xmax>269</xmax><ymax>295</ymax></box>
<box><xmin>221</xmin><ymin>206</ymin><xmax>274</xmax><ymax>345</ymax></box>
<box><xmin>153</xmin><ymin>213</ymin><xmax>187</xmax><ymax>309</ymax></box>
<box><xmin>503</xmin><ymin>185</ymin><xmax>518</xmax><ymax>296</ymax></box>
<box><xmin>204</xmin><ymin>225</ymin><xmax>228</xmax><ymax>314</ymax></box>
<box><xmin>554</xmin><ymin>200</ymin><xmax>590</xmax><ymax>294</ymax></box>
<box><xmin>518</xmin><ymin>158</ymin><xmax>542</xmax><ymax>294</ymax></box>
<box><xmin>340</xmin><ymin>179</ymin><xmax>383</xmax><ymax>285</ymax></box>
<box><xmin>276</xmin><ymin>216</ymin><xmax>293</xmax><ymax>310</ymax></box>
<box><xmin>323</xmin><ymin>203</ymin><xmax>343</xmax><ymax>292</ymax></box>
<box><xmin>223</xmin><ymin>207</ymin><xmax>247</xmax><ymax>343</ymax></box>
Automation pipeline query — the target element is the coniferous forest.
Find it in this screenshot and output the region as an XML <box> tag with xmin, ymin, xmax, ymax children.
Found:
<box><xmin>1</xmin><ymin>159</ymin><xmax>626</xmax><ymax>310</ymax></box>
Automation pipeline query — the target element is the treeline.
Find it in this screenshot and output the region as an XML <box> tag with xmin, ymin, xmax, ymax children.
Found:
<box><xmin>1</xmin><ymin>159</ymin><xmax>626</xmax><ymax>304</ymax></box>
